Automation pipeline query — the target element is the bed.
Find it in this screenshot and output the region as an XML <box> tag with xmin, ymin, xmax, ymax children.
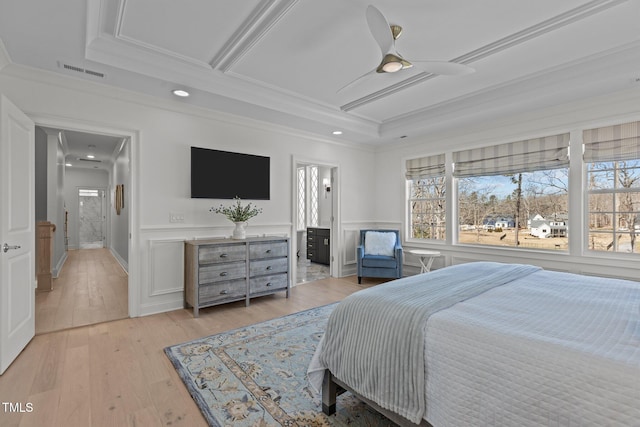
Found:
<box><xmin>307</xmin><ymin>262</ymin><xmax>640</xmax><ymax>426</ymax></box>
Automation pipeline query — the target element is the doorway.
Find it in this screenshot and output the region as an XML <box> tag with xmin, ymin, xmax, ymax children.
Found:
<box><xmin>78</xmin><ymin>188</ymin><xmax>106</xmax><ymax>249</ymax></box>
<box><xmin>33</xmin><ymin>124</ymin><xmax>132</xmax><ymax>334</ymax></box>
<box><xmin>293</xmin><ymin>161</ymin><xmax>339</xmax><ymax>284</ymax></box>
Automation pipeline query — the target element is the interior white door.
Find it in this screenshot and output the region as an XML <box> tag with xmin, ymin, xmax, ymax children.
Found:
<box><xmin>0</xmin><ymin>94</ymin><xmax>35</xmax><ymax>375</ymax></box>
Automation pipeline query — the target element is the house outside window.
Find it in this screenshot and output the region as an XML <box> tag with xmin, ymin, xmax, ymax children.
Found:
<box><xmin>454</xmin><ymin>133</ymin><xmax>570</xmax><ymax>250</ymax></box>
<box><xmin>584</xmin><ymin>121</ymin><xmax>640</xmax><ymax>253</ymax></box>
<box><xmin>406</xmin><ymin>154</ymin><xmax>446</xmax><ymax>240</ymax></box>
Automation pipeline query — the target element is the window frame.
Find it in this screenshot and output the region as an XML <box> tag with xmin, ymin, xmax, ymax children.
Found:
<box><xmin>585</xmin><ymin>160</ymin><xmax>640</xmax><ymax>254</ymax></box>
<box><xmin>406</xmin><ymin>176</ymin><xmax>447</xmax><ymax>243</ymax></box>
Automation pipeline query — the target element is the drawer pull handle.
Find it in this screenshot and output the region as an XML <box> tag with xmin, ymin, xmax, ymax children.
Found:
<box><xmin>266</xmin><ymin>249</ymin><xmax>272</xmax><ymax>254</ymax></box>
<box><xmin>265</xmin><ymin>282</ymin><xmax>272</xmax><ymax>287</ymax></box>
<box><xmin>220</xmin><ymin>290</ymin><xmax>229</xmax><ymax>295</ymax></box>
<box><xmin>220</xmin><ymin>253</ymin><xmax>228</xmax><ymax>258</ymax></box>
<box><xmin>220</xmin><ymin>272</ymin><xmax>228</xmax><ymax>276</ymax></box>
<box><xmin>266</xmin><ymin>266</ymin><xmax>273</xmax><ymax>270</ymax></box>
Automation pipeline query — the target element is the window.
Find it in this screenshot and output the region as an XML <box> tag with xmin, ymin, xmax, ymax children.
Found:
<box><xmin>584</xmin><ymin>121</ymin><xmax>640</xmax><ymax>253</ymax></box>
<box><xmin>296</xmin><ymin>165</ymin><xmax>319</xmax><ymax>230</ymax></box>
<box><xmin>297</xmin><ymin>167</ymin><xmax>306</xmax><ymax>231</ymax></box>
<box><xmin>406</xmin><ymin>154</ymin><xmax>446</xmax><ymax>240</ymax></box>
<box><xmin>454</xmin><ymin>133</ymin><xmax>570</xmax><ymax>250</ymax></box>
<box><xmin>309</xmin><ymin>166</ymin><xmax>318</xmax><ymax>227</ymax></box>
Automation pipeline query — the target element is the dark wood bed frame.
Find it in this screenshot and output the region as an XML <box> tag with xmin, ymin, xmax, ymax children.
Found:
<box><xmin>321</xmin><ymin>370</ymin><xmax>433</xmax><ymax>427</ymax></box>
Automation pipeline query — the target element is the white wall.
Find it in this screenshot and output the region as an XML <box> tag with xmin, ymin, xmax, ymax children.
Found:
<box><xmin>48</xmin><ymin>130</ymin><xmax>66</xmax><ymax>275</ymax></box>
<box><xmin>318</xmin><ymin>166</ymin><xmax>332</xmax><ymax>228</ymax></box>
<box><xmin>374</xmin><ymin>88</ymin><xmax>640</xmax><ymax>280</ymax></box>
<box><xmin>34</xmin><ymin>127</ymin><xmax>47</xmax><ymax>222</ymax></box>
<box><xmin>110</xmin><ymin>138</ymin><xmax>129</xmax><ymax>270</ymax></box>
<box><xmin>35</xmin><ymin>126</ymin><xmax>67</xmax><ymax>276</ymax></box>
<box><xmin>0</xmin><ymin>64</ymin><xmax>378</xmax><ymax>316</ymax></box>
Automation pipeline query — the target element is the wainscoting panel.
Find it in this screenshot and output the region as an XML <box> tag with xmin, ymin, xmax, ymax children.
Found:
<box><xmin>148</xmin><ymin>238</ymin><xmax>184</xmax><ymax>297</ymax></box>
<box><xmin>343</xmin><ymin>229</ymin><xmax>358</xmax><ymax>266</ymax></box>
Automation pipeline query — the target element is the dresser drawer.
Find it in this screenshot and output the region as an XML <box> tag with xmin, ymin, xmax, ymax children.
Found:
<box><xmin>199</xmin><ymin>280</ymin><xmax>246</xmax><ymax>304</ymax></box>
<box><xmin>199</xmin><ymin>244</ymin><xmax>246</xmax><ymax>264</ymax></box>
<box><xmin>199</xmin><ymin>261</ymin><xmax>246</xmax><ymax>284</ymax></box>
<box><xmin>250</xmin><ymin>257</ymin><xmax>288</xmax><ymax>277</ymax></box>
<box><xmin>249</xmin><ymin>241</ymin><xmax>288</xmax><ymax>260</ymax></box>
<box><xmin>249</xmin><ymin>273</ymin><xmax>287</xmax><ymax>294</ymax></box>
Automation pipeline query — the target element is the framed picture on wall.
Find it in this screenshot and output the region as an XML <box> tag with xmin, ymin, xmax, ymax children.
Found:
<box><xmin>115</xmin><ymin>184</ymin><xmax>124</xmax><ymax>215</ymax></box>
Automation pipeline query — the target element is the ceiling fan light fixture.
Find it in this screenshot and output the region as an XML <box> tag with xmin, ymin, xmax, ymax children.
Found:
<box><xmin>378</xmin><ymin>53</ymin><xmax>410</xmax><ymax>73</ymax></box>
<box><xmin>382</xmin><ymin>61</ymin><xmax>403</xmax><ymax>73</ymax></box>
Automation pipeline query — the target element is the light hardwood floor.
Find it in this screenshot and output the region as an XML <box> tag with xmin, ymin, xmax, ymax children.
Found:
<box><xmin>1</xmin><ymin>275</ymin><xmax>385</xmax><ymax>427</ymax></box>
<box><xmin>35</xmin><ymin>249</ymin><xmax>129</xmax><ymax>335</ymax></box>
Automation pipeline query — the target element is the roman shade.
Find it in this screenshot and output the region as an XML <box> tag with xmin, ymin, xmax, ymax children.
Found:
<box><xmin>453</xmin><ymin>133</ymin><xmax>570</xmax><ymax>178</ymax></box>
<box><xmin>583</xmin><ymin>120</ymin><xmax>640</xmax><ymax>163</ymax></box>
<box><xmin>405</xmin><ymin>154</ymin><xmax>445</xmax><ymax>180</ymax></box>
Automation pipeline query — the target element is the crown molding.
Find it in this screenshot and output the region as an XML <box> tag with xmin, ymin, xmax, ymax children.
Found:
<box><xmin>0</xmin><ymin>38</ymin><xmax>11</xmax><ymax>72</ymax></box>
<box><xmin>341</xmin><ymin>0</ymin><xmax>630</xmax><ymax>112</ymax></box>
<box><xmin>375</xmin><ymin>39</ymin><xmax>640</xmax><ymax>143</ymax></box>
<box><xmin>212</xmin><ymin>0</ymin><xmax>298</xmax><ymax>72</ymax></box>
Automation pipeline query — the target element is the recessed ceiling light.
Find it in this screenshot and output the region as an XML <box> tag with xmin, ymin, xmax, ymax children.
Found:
<box><xmin>172</xmin><ymin>89</ymin><xmax>190</xmax><ymax>97</ymax></box>
<box><xmin>332</xmin><ymin>130</ymin><xmax>343</xmax><ymax>135</ymax></box>
<box><xmin>87</xmin><ymin>154</ymin><xmax>95</xmax><ymax>159</ymax></box>
<box><xmin>65</xmin><ymin>163</ymin><xmax>72</xmax><ymax>167</ymax></box>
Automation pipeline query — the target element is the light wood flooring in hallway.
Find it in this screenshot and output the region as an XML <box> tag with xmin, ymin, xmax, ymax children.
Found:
<box><xmin>35</xmin><ymin>248</ymin><xmax>128</xmax><ymax>335</ymax></box>
<box><xmin>2</xmin><ymin>276</ymin><xmax>384</xmax><ymax>427</ymax></box>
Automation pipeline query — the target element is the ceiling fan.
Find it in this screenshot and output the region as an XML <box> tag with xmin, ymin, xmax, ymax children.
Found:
<box><xmin>338</xmin><ymin>5</ymin><xmax>475</xmax><ymax>92</ymax></box>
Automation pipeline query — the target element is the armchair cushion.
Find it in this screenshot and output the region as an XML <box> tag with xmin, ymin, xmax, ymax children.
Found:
<box><xmin>364</xmin><ymin>231</ymin><xmax>397</xmax><ymax>256</ymax></box>
<box><xmin>361</xmin><ymin>255</ymin><xmax>398</xmax><ymax>269</ymax></box>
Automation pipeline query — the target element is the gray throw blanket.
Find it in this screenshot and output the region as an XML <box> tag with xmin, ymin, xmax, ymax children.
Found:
<box><xmin>316</xmin><ymin>262</ymin><xmax>541</xmax><ymax>423</ymax></box>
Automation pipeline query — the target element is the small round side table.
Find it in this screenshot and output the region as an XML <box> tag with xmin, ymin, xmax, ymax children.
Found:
<box><xmin>408</xmin><ymin>249</ymin><xmax>441</xmax><ymax>273</ymax></box>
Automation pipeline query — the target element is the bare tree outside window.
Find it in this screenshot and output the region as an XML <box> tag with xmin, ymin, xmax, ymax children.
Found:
<box><xmin>409</xmin><ymin>176</ymin><xmax>446</xmax><ymax>240</ymax></box>
<box><xmin>587</xmin><ymin>160</ymin><xmax>640</xmax><ymax>253</ymax></box>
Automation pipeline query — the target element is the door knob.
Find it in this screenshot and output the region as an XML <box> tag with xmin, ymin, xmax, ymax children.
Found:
<box><xmin>3</xmin><ymin>243</ymin><xmax>21</xmax><ymax>253</ymax></box>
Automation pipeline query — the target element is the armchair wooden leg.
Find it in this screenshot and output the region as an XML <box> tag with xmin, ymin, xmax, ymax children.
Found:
<box><xmin>358</xmin><ymin>276</ymin><xmax>362</xmax><ymax>284</ymax></box>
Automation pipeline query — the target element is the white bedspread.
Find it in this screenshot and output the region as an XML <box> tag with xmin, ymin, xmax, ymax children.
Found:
<box><xmin>309</xmin><ymin>264</ymin><xmax>640</xmax><ymax>426</ymax></box>
<box><xmin>425</xmin><ymin>269</ymin><xmax>640</xmax><ymax>426</ymax></box>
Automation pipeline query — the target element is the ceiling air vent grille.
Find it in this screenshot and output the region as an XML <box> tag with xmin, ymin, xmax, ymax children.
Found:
<box><xmin>59</xmin><ymin>62</ymin><xmax>105</xmax><ymax>79</ymax></box>
<box><xmin>84</xmin><ymin>69</ymin><xmax>105</xmax><ymax>78</ymax></box>
<box><xmin>63</xmin><ymin>64</ymin><xmax>84</xmax><ymax>73</ymax></box>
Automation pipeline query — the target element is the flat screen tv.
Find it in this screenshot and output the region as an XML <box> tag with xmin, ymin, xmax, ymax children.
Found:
<box><xmin>191</xmin><ymin>147</ymin><xmax>270</xmax><ymax>200</ymax></box>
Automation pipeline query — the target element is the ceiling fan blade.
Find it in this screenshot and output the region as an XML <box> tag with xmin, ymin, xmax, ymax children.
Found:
<box><xmin>411</xmin><ymin>61</ymin><xmax>475</xmax><ymax>76</ymax></box>
<box><xmin>337</xmin><ymin>68</ymin><xmax>377</xmax><ymax>93</ymax></box>
<box><xmin>366</xmin><ymin>5</ymin><xmax>394</xmax><ymax>55</ymax></box>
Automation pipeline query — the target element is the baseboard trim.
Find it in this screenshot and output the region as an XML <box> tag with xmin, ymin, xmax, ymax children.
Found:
<box><xmin>110</xmin><ymin>247</ymin><xmax>129</xmax><ymax>273</ymax></box>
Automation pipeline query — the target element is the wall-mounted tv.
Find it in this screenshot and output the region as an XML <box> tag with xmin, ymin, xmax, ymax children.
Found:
<box><xmin>191</xmin><ymin>147</ymin><xmax>270</xmax><ymax>200</ymax></box>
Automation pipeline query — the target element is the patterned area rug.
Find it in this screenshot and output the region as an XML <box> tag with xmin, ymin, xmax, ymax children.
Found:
<box><xmin>164</xmin><ymin>303</ymin><xmax>394</xmax><ymax>426</ymax></box>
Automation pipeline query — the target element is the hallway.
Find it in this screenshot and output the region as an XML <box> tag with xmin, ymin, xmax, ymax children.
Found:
<box><xmin>35</xmin><ymin>249</ymin><xmax>128</xmax><ymax>334</ymax></box>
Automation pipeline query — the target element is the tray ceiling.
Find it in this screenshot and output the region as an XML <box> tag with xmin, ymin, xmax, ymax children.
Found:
<box><xmin>1</xmin><ymin>0</ymin><xmax>639</xmax><ymax>145</ymax></box>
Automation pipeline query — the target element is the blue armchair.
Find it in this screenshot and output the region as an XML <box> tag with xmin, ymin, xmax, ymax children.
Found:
<box><xmin>357</xmin><ymin>229</ymin><xmax>403</xmax><ymax>284</ymax></box>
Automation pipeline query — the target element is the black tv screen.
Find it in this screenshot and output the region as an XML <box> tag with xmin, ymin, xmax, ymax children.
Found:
<box><xmin>191</xmin><ymin>147</ymin><xmax>270</xmax><ymax>200</ymax></box>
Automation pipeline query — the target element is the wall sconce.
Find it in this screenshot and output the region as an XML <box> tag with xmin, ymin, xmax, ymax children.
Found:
<box><xmin>323</xmin><ymin>178</ymin><xmax>331</xmax><ymax>197</ymax></box>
